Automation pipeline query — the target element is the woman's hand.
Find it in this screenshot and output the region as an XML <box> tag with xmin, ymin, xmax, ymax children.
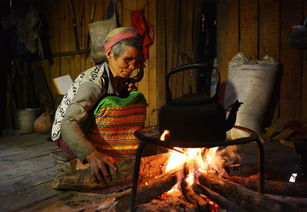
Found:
<box><xmin>86</xmin><ymin>151</ymin><xmax>117</xmax><ymax>183</ymax></box>
<box><xmin>127</xmin><ymin>82</ymin><xmax>138</xmax><ymax>92</ymax></box>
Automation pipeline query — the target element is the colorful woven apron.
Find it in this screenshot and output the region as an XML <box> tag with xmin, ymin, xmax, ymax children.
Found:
<box><xmin>86</xmin><ymin>91</ymin><xmax>147</xmax><ymax>158</ymax></box>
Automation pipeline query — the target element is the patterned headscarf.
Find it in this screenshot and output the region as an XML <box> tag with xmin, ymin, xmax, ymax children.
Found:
<box><xmin>103</xmin><ymin>27</ymin><xmax>140</xmax><ymax>52</ymax></box>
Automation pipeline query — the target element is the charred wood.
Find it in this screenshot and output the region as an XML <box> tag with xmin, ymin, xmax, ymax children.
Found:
<box><xmin>198</xmin><ymin>173</ymin><xmax>295</xmax><ymax>212</ymax></box>
<box><xmin>112</xmin><ymin>168</ymin><xmax>180</xmax><ymax>211</ymax></box>
<box><xmin>228</xmin><ymin>175</ymin><xmax>307</xmax><ymax>197</ymax></box>
<box><xmin>181</xmin><ymin>174</ymin><xmax>210</xmax><ymax>211</ymax></box>
<box><xmin>179</xmin><ymin>166</ymin><xmax>210</xmax><ymax>211</ymax></box>
<box><xmin>192</xmin><ymin>183</ymin><xmax>246</xmax><ymax>212</ymax></box>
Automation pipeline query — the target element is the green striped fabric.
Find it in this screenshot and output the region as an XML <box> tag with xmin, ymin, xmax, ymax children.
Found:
<box><xmin>88</xmin><ymin>91</ymin><xmax>147</xmax><ymax>157</ymax></box>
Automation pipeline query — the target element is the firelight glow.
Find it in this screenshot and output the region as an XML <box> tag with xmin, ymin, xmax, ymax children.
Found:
<box><xmin>160</xmin><ymin>130</ymin><xmax>232</xmax><ymax>191</ymax></box>
<box><xmin>160</xmin><ymin>129</ymin><xmax>170</xmax><ymax>141</ymax></box>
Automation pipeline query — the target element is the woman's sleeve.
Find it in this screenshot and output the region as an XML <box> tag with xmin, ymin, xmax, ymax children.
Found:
<box><xmin>61</xmin><ymin>81</ymin><xmax>105</xmax><ymax>163</ymax></box>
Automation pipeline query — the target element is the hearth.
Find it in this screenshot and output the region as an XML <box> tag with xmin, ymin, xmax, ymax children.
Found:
<box><xmin>129</xmin><ymin>126</ymin><xmax>265</xmax><ymax>211</ymax></box>
<box><xmin>129</xmin><ymin>63</ymin><xmax>266</xmax><ymax>211</ymax></box>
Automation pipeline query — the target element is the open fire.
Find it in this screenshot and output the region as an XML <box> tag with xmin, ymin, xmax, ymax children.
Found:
<box><xmin>157</xmin><ymin>129</ymin><xmax>240</xmax><ymax>211</ymax></box>
<box><xmin>129</xmin><ymin>126</ymin><xmax>307</xmax><ymax>212</ymax></box>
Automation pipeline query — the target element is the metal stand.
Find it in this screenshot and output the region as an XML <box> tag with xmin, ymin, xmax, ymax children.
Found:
<box><xmin>129</xmin><ymin>127</ymin><xmax>265</xmax><ymax>212</ymax></box>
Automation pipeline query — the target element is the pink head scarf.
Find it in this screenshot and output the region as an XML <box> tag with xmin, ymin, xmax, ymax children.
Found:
<box><xmin>103</xmin><ymin>28</ymin><xmax>140</xmax><ymax>52</ymax></box>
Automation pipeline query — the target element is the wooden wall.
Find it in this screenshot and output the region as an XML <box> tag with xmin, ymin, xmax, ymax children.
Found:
<box><xmin>22</xmin><ymin>0</ymin><xmax>307</xmax><ymax>129</ymax></box>
<box><xmin>217</xmin><ymin>0</ymin><xmax>307</xmax><ymax>123</ymax></box>
<box><xmin>32</xmin><ymin>0</ymin><xmax>201</xmax><ymax>127</ymax></box>
<box><xmin>32</xmin><ymin>0</ymin><xmax>158</xmax><ymax>126</ymax></box>
<box><xmin>156</xmin><ymin>0</ymin><xmax>203</xmax><ymax>106</ymax></box>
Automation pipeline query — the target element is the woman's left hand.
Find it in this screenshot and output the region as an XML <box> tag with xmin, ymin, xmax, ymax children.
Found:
<box><xmin>127</xmin><ymin>82</ymin><xmax>138</xmax><ymax>92</ymax></box>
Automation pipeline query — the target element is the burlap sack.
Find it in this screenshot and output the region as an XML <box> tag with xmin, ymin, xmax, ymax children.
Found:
<box><xmin>88</xmin><ymin>13</ymin><xmax>117</xmax><ymax>63</ymax></box>
<box><xmin>224</xmin><ymin>53</ymin><xmax>279</xmax><ymax>133</ymax></box>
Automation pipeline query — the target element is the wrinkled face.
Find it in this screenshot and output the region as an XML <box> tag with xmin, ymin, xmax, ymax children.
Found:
<box><xmin>107</xmin><ymin>46</ymin><xmax>143</xmax><ymax>79</ymax></box>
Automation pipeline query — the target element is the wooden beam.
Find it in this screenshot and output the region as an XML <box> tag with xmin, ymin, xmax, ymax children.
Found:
<box><xmin>217</xmin><ymin>0</ymin><xmax>239</xmax><ymax>102</ymax></box>
<box><xmin>259</xmin><ymin>0</ymin><xmax>280</xmax><ymax>59</ymax></box>
<box><xmin>279</xmin><ymin>0</ymin><xmax>303</xmax><ymax>120</ymax></box>
<box><xmin>302</xmin><ymin>2</ymin><xmax>307</xmax><ymax>119</ymax></box>
<box><xmin>239</xmin><ymin>0</ymin><xmax>259</xmax><ymax>59</ymax></box>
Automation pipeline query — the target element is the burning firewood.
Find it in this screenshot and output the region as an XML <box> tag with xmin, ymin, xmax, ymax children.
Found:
<box><xmin>228</xmin><ymin>175</ymin><xmax>307</xmax><ymax>197</ymax></box>
<box><xmin>180</xmin><ymin>167</ymin><xmax>210</xmax><ymax>211</ymax></box>
<box><xmin>192</xmin><ymin>183</ymin><xmax>246</xmax><ymax>212</ymax></box>
<box><xmin>111</xmin><ymin>168</ymin><xmax>180</xmax><ymax>211</ymax></box>
<box><xmin>198</xmin><ymin>173</ymin><xmax>296</xmax><ymax>211</ymax></box>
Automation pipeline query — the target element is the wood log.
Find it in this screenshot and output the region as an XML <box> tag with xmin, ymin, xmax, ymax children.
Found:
<box><xmin>72</xmin><ymin>168</ymin><xmax>180</xmax><ymax>211</ymax></box>
<box><xmin>198</xmin><ymin>173</ymin><xmax>295</xmax><ymax>212</ymax></box>
<box><xmin>51</xmin><ymin>153</ymin><xmax>169</xmax><ymax>192</ymax></box>
<box><xmin>180</xmin><ymin>166</ymin><xmax>210</xmax><ymax>211</ymax></box>
<box><xmin>228</xmin><ymin>175</ymin><xmax>307</xmax><ymax>197</ymax></box>
<box><xmin>192</xmin><ymin>183</ymin><xmax>246</xmax><ymax>212</ymax></box>
<box><xmin>112</xmin><ymin>168</ymin><xmax>180</xmax><ymax>211</ymax></box>
<box><xmin>181</xmin><ymin>179</ymin><xmax>210</xmax><ymax>212</ymax></box>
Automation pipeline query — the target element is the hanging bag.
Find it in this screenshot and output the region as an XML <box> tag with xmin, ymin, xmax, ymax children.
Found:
<box><xmin>88</xmin><ymin>6</ymin><xmax>117</xmax><ymax>63</ymax></box>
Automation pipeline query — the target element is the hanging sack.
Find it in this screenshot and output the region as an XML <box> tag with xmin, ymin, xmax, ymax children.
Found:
<box><xmin>88</xmin><ymin>8</ymin><xmax>117</xmax><ymax>63</ymax></box>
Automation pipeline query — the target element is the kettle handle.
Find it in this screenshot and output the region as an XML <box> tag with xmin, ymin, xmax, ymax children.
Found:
<box><xmin>166</xmin><ymin>63</ymin><xmax>219</xmax><ymax>102</ymax></box>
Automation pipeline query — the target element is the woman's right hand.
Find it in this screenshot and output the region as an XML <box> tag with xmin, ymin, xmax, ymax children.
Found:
<box><xmin>86</xmin><ymin>151</ymin><xmax>118</xmax><ymax>184</ymax></box>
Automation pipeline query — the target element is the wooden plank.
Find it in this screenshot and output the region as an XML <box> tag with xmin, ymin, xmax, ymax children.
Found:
<box><xmin>135</xmin><ymin>0</ymin><xmax>150</xmax><ymax>125</ymax></box>
<box><xmin>172</xmin><ymin>0</ymin><xmax>182</xmax><ymax>99</ymax></box>
<box><xmin>93</xmin><ymin>0</ymin><xmax>106</xmax><ymax>21</ymax></box>
<box><xmin>0</xmin><ymin>140</ymin><xmax>56</xmax><ymax>157</ymax></box>
<box><xmin>239</xmin><ymin>0</ymin><xmax>259</xmax><ymax>59</ymax></box>
<box><xmin>0</xmin><ymin>182</ymin><xmax>63</xmax><ymax>212</ymax></box>
<box><xmin>75</xmin><ymin>0</ymin><xmax>85</xmax><ymax>50</ymax></box>
<box><xmin>147</xmin><ymin>0</ymin><xmax>158</xmax><ymax>126</ymax></box>
<box><xmin>0</xmin><ymin>145</ymin><xmax>57</xmax><ymax>162</ymax></box>
<box><xmin>156</xmin><ymin>0</ymin><xmax>167</xmax><ymax>110</ymax></box>
<box><xmin>0</xmin><ymin>167</ymin><xmax>57</xmax><ymax>195</ymax></box>
<box><xmin>259</xmin><ymin>0</ymin><xmax>280</xmax><ymax>59</ymax></box>
<box><xmin>217</xmin><ymin>0</ymin><xmax>239</xmax><ymax>101</ymax></box>
<box><xmin>58</xmin><ymin>0</ymin><xmax>73</xmax><ymax>53</ymax></box>
<box><xmin>0</xmin><ymin>133</ymin><xmax>47</xmax><ymax>147</ymax></box>
<box><xmin>182</xmin><ymin>0</ymin><xmax>195</xmax><ymax>96</ymax></box>
<box><xmin>303</xmin><ymin>2</ymin><xmax>307</xmax><ymax>119</ymax></box>
<box><xmin>0</xmin><ymin>159</ymin><xmax>54</xmax><ymax>182</ymax></box>
<box><xmin>0</xmin><ymin>153</ymin><xmax>54</xmax><ymax>171</ymax></box>
<box><xmin>165</xmin><ymin>0</ymin><xmax>176</xmax><ymax>100</ymax></box>
<box><xmin>239</xmin><ymin>0</ymin><xmax>258</xmax><ymax>59</ymax></box>
<box><xmin>279</xmin><ymin>0</ymin><xmax>303</xmax><ymax>120</ymax></box>
<box><xmin>70</xmin><ymin>55</ymin><xmax>83</xmax><ymax>80</ymax></box>
<box><xmin>121</xmin><ymin>0</ymin><xmax>133</xmax><ymax>26</ymax></box>
<box><xmin>47</xmin><ymin>0</ymin><xmax>60</xmax><ymax>54</ymax></box>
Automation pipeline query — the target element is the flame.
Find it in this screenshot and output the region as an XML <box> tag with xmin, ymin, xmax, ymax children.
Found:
<box><xmin>160</xmin><ymin>129</ymin><xmax>170</xmax><ymax>141</ymax></box>
<box><xmin>160</xmin><ymin>130</ymin><xmax>239</xmax><ymax>191</ymax></box>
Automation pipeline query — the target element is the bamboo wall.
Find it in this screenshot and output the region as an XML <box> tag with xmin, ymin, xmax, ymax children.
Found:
<box><xmin>217</xmin><ymin>0</ymin><xmax>307</xmax><ymax>123</ymax></box>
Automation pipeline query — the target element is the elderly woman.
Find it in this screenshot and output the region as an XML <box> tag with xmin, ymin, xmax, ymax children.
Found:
<box><xmin>51</xmin><ymin>27</ymin><xmax>145</xmax><ymax>184</ymax></box>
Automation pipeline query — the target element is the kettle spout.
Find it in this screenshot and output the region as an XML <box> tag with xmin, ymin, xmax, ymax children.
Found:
<box><xmin>225</xmin><ymin>100</ymin><xmax>242</xmax><ymax>131</ymax></box>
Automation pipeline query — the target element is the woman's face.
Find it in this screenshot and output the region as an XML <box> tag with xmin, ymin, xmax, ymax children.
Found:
<box><xmin>108</xmin><ymin>46</ymin><xmax>143</xmax><ymax>79</ymax></box>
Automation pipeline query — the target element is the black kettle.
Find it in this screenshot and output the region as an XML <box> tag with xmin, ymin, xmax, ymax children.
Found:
<box><xmin>159</xmin><ymin>63</ymin><xmax>241</xmax><ymax>147</ymax></box>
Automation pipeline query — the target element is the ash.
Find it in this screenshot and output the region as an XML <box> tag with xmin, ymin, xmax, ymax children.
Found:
<box><xmin>136</xmin><ymin>190</ymin><xmax>196</xmax><ymax>212</ymax></box>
